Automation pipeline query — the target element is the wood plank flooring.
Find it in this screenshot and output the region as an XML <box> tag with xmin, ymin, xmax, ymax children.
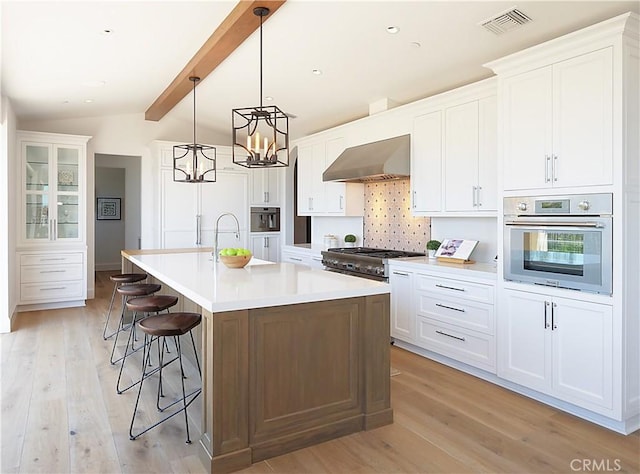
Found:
<box><xmin>1</xmin><ymin>271</ymin><xmax>638</xmax><ymax>473</ymax></box>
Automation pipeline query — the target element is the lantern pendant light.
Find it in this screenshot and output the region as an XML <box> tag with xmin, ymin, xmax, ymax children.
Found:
<box><xmin>173</xmin><ymin>76</ymin><xmax>216</xmax><ymax>182</ymax></box>
<box><xmin>232</xmin><ymin>6</ymin><xmax>289</xmax><ymax>168</ymax></box>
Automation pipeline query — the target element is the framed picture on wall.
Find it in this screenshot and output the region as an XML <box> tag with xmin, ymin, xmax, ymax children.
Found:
<box><xmin>97</xmin><ymin>197</ymin><xmax>121</xmax><ymax>220</ymax></box>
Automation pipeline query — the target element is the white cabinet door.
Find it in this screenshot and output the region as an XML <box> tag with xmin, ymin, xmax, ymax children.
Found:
<box><xmin>200</xmin><ymin>171</ymin><xmax>249</xmax><ymax>248</ymax></box>
<box><xmin>160</xmin><ymin>169</ymin><xmax>199</xmax><ymax>248</ymax></box>
<box><xmin>324</xmin><ymin>137</ymin><xmax>347</xmax><ymax>213</ymax></box>
<box><xmin>250</xmin><ymin>234</ymin><xmax>280</xmax><ymax>262</ymax></box>
<box><xmin>499</xmin><ymin>289</ymin><xmax>551</xmax><ymax>393</ymax></box>
<box><xmin>297</xmin><ymin>143</ymin><xmax>325</xmax><ymax>215</ymax></box>
<box><xmin>552</xmin><ymin>48</ymin><xmax>613</xmax><ymax>187</ymax></box>
<box><xmin>552</xmin><ymin>298</ymin><xmax>613</xmax><ymax>410</ymax></box>
<box><xmin>499</xmin><ymin>288</ymin><xmax>614</xmax><ymax>413</ymax></box>
<box><xmin>444</xmin><ymin>101</ymin><xmax>478</xmax><ymax>211</ymax></box>
<box><xmin>502</xmin><ymin>67</ymin><xmax>553</xmax><ymax>191</ymax></box>
<box><xmin>477</xmin><ymin>95</ymin><xmax>497</xmax><ymax>211</ymax></box>
<box><xmin>411</xmin><ymin>111</ymin><xmax>442</xmax><ymax>214</ymax></box>
<box><xmin>250</xmin><ymin>168</ymin><xmax>280</xmax><ymax>206</ymax></box>
<box><xmin>390</xmin><ymin>269</ymin><xmax>414</xmax><ymax>342</ymax></box>
<box><xmin>502</xmin><ymin>48</ymin><xmax>613</xmax><ymax>191</ymax></box>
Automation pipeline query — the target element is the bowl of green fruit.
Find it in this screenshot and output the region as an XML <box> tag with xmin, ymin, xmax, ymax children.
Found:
<box><xmin>219</xmin><ymin>248</ymin><xmax>252</xmax><ymax>268</ymax></box>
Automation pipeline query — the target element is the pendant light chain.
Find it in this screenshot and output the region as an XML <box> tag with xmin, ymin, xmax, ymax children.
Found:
<box><xmin>259</xmin><ymin>11</ymin><xmax>263</xmax><ymax>110</ymax></box>
<box><xmin>192</xmin><ymin>77</ymin><xmax>197</xmax><ymax>146</ymax></box>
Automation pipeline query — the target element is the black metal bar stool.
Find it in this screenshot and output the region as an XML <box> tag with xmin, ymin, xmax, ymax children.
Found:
<box><xmin>103</xmin><ymin>273</ymin><xmax>148</xmax><ymax>340</ymax></box>
<box><xmin>129</xmin><ymin>312</ymin><xmax>202</xmax><ymax>443</ymax></box>
<box><xmin>110</xmin><ymin>283</ymin><xmax>162</xmax><ymax>366</ymax></box>
<box><xmin>116</xmin><ymin>294</ymin><xmax>179</xmax><ymax>395</ymax></box>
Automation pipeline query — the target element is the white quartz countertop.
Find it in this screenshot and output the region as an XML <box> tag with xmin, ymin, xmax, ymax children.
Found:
<box><xmin>123</xmin><ymin>250</ymin><xmax>389</xmax><ymax>313</ymax></box>
<box><xmin>389</xmin><ymin>256</ymin><xmax>497</xmax><ymax>281</ymax></box>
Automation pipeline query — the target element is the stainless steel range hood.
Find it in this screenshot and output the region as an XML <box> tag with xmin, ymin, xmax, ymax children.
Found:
<box><xmin>322</xmin><ymin>134</ymin><xmax>410</xmax><ymax>183</ymax></box>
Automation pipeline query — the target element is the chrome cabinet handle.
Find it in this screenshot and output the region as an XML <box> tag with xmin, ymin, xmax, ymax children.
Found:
<box><xmin>413</xmin><ymin>190</ymin><xmax>417</xmax><ymax>209</ymax></box>
<box><xmin>40</xmin><ymin>270</ymin><xmax>66</xmax><ymax>274</ymax></box>
<box><xmin>40</xmin><ymin>258</ymin><xmax>65</xmax><ymax>262</ymax></box>
<box><xmin>392</xmin><ymin>271</ymin><xmax>409</xmax><ymax>276</ymax></box>
<box><xmin>472</xmin><ymin>186</ymin><xmax>477</xmax><ymax>207</ymax></box>
<box><xmin>477</xmin><ymin>186</ymin><xmax>482</xmax><ymax>207</ymax></box>
<box><xmin>290</xmin><ymin>257</ymin><xmax>303</xmax><ymax>262</ymax></box>
<box><xmin>195</xmin><ymin>215</ymin><xmax>201</xmax><ymax>245</ymax></box>
<box><xmin>552</xmin><ymin>302</ymin><xmax>557</xmax><ymax>329</ymax></box>
<box><xmin>435</xmin><ymin>303</ymin><xmax>465</xmax><ymax>313</ymax></box>
<box><xmin>264</xmin><ymin>237</ymin><xmax>269</xmax><ymax>248</ymax></box>
<box><xmin>544</xmin><ymin>301</ymin><xmax>550</xmax><ymax>328</ymax></box>
<box><xmin>552</xmin><ymin>155</ymin><xmax>558</xmax><ymax>182</ymax></box>
<box><xmin>264</xmin><ymin>191</ymin><xmax>269</xmax><ymax>203</ymax></box>
<box><xmin>435</xmin><ymin>284</ymin><xmax>465</xmax><ymax>292</ymax></box>
<box><xmin>339</xmin><ymin>195</ymin><xmax>344</xmax><ymax>210</ymax></box>
<box><xmin>545</xmin><ymin>155</ymin><xmax>551</xmax><ymax>183</ymax></box>
<box><xmin>41</xmin><ymin>287</ymin><xmax>66</xmax><ymax>291</ymax></box>
<box><xmin>435</xmin><ymin>330</ymin><xmax>466</xmax><ymax>342</ymax></box>
<box><xmin>53</xmin><ymin>219</ymin><xmax>57</xmax><ymax>240</ymax></box>
<box><xmin>308</xmin><ymin>197</ymin><xmax>313</xmax><ymax>210</ymax></box>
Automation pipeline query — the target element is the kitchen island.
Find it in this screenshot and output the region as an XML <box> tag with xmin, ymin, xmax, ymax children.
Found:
<box><xmin>121</xmin><ymin>249</ymin><xmax>392</xmax><ymax>473</ymax></box>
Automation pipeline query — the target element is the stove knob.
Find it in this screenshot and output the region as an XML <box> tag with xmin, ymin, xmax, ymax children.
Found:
<box><xmin>517</xmin><ymin>202</ymin><xmax>528</xmax><ymax>212</ymax></box>
<box><xmin>577</xmin><ymin>200</ymin><xmax>591</xmax><ymax>211</ymax></box>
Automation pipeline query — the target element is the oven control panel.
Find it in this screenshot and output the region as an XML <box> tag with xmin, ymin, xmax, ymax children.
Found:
<box><xmin>504</xmin><ymin>193</ymin><xmax>612</xmax><ymax>216</ymax></box>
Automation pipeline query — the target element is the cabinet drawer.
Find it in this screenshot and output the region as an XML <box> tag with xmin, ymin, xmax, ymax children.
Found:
<box><xmin>416</xmin><ymin>318</ymin><xmax>496</xmax><ymax>373</ymax></box>
<box><xmin>21</xmin><ymin>253</ymin><xmax>83</xmax><ymax>266</ymax></box>
<box><xmin>416</xmin><ymin>292</ymin><xmax>494</xmax><ymax>335</ymax></box>
<box><xmin>415</xmin><ymin>274</ymin><xmax>494</xmax><ymax>304</ymax></box>
<box><xmin>21</xmin><ymin>280</ymin><xmax>84</xmax><ymax>302</ymax></box>
<box><xmin>21</xmin><ymin>264</ymin><xmax>83</xmax><ymax>283</ymax></box>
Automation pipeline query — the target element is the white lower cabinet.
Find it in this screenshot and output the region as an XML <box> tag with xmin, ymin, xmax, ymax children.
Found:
<box><xmin>414</xmin><ymin>272</ymin><xmax>496</xmax><ymax>373</ymax></box>
<box><xmin>498</xmin><ymin>288</ymin><xmax>613</xmax><ymax>414</ymax></box>
<box><xmin>18</xmin><ymin>251</ymin><xmax>86</xmax><ymax>304</ymax></box>
<box><xmin>389</xmin><ymin>269</ymin><xmax>415</xmax><ymax>342</ymax></box>
<box><xmin>389</xmin><ymin>262</ymin><xmax>496</xmax><ymax>373</ymax></box>
<box><xmin>250</xmin><ymin>233</ymin><xmax>280</xmax><ymax>263</ymax></box>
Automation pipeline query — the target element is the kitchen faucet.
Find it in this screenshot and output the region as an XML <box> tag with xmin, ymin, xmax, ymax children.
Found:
<box><xmin>213</xmin><ymin>212</ymin><xmax>241</xmax><ymax>261</ymax></box>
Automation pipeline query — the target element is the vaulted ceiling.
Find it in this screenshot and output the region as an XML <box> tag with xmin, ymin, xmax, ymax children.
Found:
<box><xmin>2</xmin><ymin>1</ymin><xmax>638</xmax><ymax>141</ymax></box>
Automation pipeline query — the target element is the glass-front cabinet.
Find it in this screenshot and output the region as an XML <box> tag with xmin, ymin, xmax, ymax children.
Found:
<box><xmin>20</xmin><ymin>133</ymin><xmax>87</xmax><ymax>245</ymax></box>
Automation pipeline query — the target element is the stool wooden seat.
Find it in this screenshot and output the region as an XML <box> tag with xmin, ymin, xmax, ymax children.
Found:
<box><xmin>115</xmin><ymin>294</ymin><xmax>178</xmax><ymax>395</ymax></box>
<box><xmin>103</xmin><ymin>273</ymin><xmax>148</xmax><ymax>340</ymax></box>
<box><xmin>129</xmin><ymin>312</ymin><xmax>202</xmax><ymax>443</ymax></box>
<box><xmin>109</xmin><ymin>284</ymin><xmax>162</xmax><ymax>366</ymax></box>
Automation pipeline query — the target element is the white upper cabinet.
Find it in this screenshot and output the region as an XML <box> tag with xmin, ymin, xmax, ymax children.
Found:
<box><xmin>501</xmin><ymin>47</ymin><xmax>613</xmax><ymax>191</ymax></box>
<box><xmin>296</xmin><ymin>136</ymin><xmax>364</xmax><ymax>217</ymax></box>
<box><xmin>250</xmin><ymin>167</ymin><xmax>281</xmax><ymax>206</ymax></box>
<box><xmin>411</xmin><ymin>111</ymin><xmax>442</xmax><ymax>214</ymax></box>
<box><xmin>443</xmin><ymin>96</ymin><xmax>497</xmax><ymax>213</ymax></box>
<box><xmin>411</xmin><ymin>78</ymin><xmax>497</xmax><ymax>216</ymax></box>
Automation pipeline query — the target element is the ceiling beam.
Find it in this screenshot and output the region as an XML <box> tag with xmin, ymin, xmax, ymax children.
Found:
<box><xmin>145</xmin><ymin>0</ymin><xmax>286</xmax><ymax>122</ymax></box>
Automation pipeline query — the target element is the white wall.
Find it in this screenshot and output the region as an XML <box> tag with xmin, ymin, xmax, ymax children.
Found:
<box><xmin>1</xmin><ymin>96</ymin><xmax>17</xmax><ymax>333</ymax></box>
<box><xmin>95</xmin><ymin>167</ymin><xmax>126</xmax><ymax>270</ymax></box>
<box><xmin>18</xmin><ymin>112</ymin><xmax>229</xmax><ymax>298</ymax></box>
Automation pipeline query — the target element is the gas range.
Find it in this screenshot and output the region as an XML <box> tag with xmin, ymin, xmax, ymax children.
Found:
<box><xmin>321</xmin><ymin>247</ymin><xmax>425</xmax><ymax>281</ymax></box>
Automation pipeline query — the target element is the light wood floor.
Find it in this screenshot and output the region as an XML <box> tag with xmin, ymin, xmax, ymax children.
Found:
<box><xmin>1</xmin><ymin>271</ymin><xmax>638</xmax><ymax>474</ymax></box>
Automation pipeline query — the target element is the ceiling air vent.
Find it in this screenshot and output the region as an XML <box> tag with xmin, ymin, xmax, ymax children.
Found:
<box><xmin>479</xmin><ymin>7</ymin><xmax>531</xmax><ymax>35</ymax></box>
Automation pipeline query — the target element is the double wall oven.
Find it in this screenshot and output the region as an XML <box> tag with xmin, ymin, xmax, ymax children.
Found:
<box><xmin>503</xmin><ymin>193</ymin><xmax>612</xmax><ymax>295</ymax></box>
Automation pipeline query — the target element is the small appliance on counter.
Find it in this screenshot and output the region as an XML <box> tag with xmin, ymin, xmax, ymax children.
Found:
<box><xmin>250</xmin><ymin>207</ymin><xmax>280</xmax><ymax>232</ymax></box>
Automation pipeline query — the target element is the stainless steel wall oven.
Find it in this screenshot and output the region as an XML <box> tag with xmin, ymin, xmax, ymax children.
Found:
<box><xmin>504</xmin><ymin>194</ymin><xmax>612</xmax><ymax>295</ymax></box>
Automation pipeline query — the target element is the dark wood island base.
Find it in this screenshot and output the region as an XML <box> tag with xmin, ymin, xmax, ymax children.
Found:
<box><xmin>200</xmin><ymin>294</ymin><xmax>392</xmax><ymax>473</ymax></box>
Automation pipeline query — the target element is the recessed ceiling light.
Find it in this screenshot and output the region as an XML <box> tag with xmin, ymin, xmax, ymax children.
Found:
<box><xmin>84</xmin><ymin>99</ymin><xmax>94</xmax><ymax>103</ymax></box>
<box><xmin>265</xmin><ymin>96</ymin><xmax>273</xmax><ymax>101</ymax></box>
<box><xmin>386</xmin><ymin>26</ymin><xmax>399</xmax><ymax>34</ymax></box>
<box><xmin>410</xmin><ymin>41</ymin><xmax>421</xmax><ymax>48</ymax></box>
<box><xmin>312</xmin><ymin>69</ymin><xmax>322</xmax><ymax>75</ymax></box>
